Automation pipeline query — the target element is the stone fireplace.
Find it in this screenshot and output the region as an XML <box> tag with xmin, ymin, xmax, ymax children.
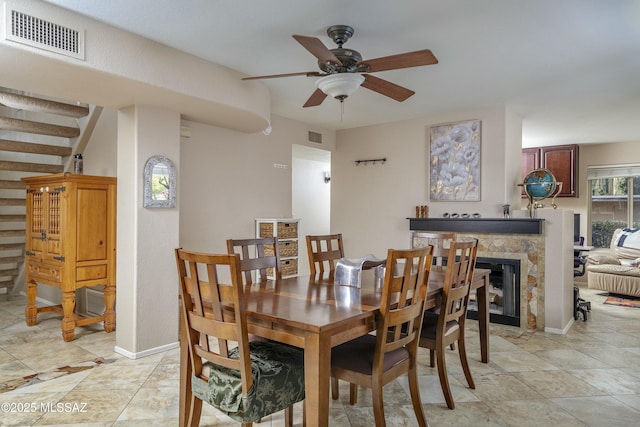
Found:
<box><xmin>409</xmin><ymin>218</ymin><xmax>545</xmax><ymax>331</ymax></box>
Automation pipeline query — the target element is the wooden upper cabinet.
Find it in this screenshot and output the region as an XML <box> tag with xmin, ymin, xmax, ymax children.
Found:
<box><xmin>522</xmin><ymin>144</ymin><xmax>578</xmax><ymax>197</ymax></box>
<box><xmin>522</xmin><ymin>148</ymin><xmax>540</xmax><ymax>178</ymax></box>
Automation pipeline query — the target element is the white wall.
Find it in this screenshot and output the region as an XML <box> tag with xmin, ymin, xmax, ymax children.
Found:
<box><xmin>179</xmin><ymin>115</ymin><xmax>336</xmax><ymax>256</ymax></box>
<box><xmin>332</xmin><ymin>106</ymin><xmax>521</xmax><ymax>259</ymax></box>
<box><xmin>83</xmin><ymin>107</ymin><xmax>117</xmax><ymax>177</ymax></box>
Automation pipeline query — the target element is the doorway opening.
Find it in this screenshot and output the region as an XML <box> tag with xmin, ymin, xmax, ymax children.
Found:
<box><xmin>292</xmin><ymin>144</ymin><xmax>331</xmax><ymax>275</ymax></box>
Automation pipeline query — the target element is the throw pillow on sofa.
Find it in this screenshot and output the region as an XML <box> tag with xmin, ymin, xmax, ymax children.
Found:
<box><xmin>587</xmin><ymin>253</ymin><xmax>621</xmax><ymax>265</ymax></box>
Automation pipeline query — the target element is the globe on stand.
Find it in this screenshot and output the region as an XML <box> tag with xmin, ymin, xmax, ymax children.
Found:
<box><xmin>518</xmin><ymin>168</ymin><xmax>563</xmax><ymax>218</ymax></box>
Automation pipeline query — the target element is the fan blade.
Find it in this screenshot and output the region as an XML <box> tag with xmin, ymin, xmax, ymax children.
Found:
<box><xmin>293</xmin><ymin>35</ymin><xmax>343</xmax><ymax>65</ymax></box>
<box><xmin>242</xmin><ymin>71</ymin><xmax>322</xmax><ymax>80</ymax></box>
<box><xmin>361</xmin><ymin>74</ymin><xmax>415</xmax><ymax>102</ymax></box>
<box><xmin>359</xmin><ymin>49</ymin><xmax>438</xmax><ymax>73</ymax></box>
<box><xmin>303</xmin><ymin>88</ymin><xmax>328</xmax><ymax>108</ymax></box>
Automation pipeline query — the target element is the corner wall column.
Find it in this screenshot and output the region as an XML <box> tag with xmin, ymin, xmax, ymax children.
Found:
<box><xmin>115</xmin><ymin>105</ymin><xmax>180</xmax><ymax>357</ymax></box>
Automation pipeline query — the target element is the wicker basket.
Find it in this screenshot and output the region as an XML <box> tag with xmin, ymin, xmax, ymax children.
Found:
<box><xmin>263</xmin><ymin>243</ymin><xmax>276</xmax><ymax>257</ymax></box>
<box><xmin>259</xmin><ymin>222</ymin><xmax>274</xmax><ymax>238</ymax></box>
<box><xmin>281</xmin><ymin>258</ymin><xmax>298</xmax><ymax>277</ymax></box>
<box><xmin>280</xmin><ymin>240</ymin><xmax>298</xmax><ymax>258</ymax></box>
<box><xmin>267</xmin><ymin>259</ymin><xmax>298</xmax><ymax>277</ymax></box>
<box><xmin>277</xmin><ymin>221</ymin><xmax>298</xmax><ymax>239</ymax></box>
<box><xmin>264</xmin><ymin>240</ymin><xmax>298</xmax><ymax>258</ymax></box>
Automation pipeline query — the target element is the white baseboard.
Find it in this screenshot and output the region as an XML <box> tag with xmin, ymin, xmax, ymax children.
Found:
<box><xmin>34</xmin><ymin>294</ymin><xmax>58</xmax><ymax>306</ymax></box>
<box><xmin>114</xmin><ymin>341</ymin><xmax>179</xmax><ymax>360</ymax></box>
<box><xmin>17</xmin><ymin>290</ymin><xmax>61</xmax><ymax>307</ymax></box>
<box><xmin>544</xmin><ymin>317</ymin><xmax>575</xmax><ymax>335</ymax></box>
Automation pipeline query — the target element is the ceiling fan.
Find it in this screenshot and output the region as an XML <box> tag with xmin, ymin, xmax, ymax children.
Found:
<box><xmin>242</xmin><ymin>25</ymin><xmax>438</xmax><ymax>107</ymax></box>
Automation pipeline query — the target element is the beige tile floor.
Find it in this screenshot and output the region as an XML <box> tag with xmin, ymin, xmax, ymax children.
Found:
<box><xmin>1</xmin><ymin>286</ymin><xmax>639</xmax><ymax>426</ymax></box>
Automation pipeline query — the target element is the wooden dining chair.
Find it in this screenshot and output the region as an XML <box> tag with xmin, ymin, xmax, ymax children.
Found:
<box><xmin>330</xmin><ymin>246</ymin><xmax>433</xmax><ymax>427</ymax></box>
<box><xmin>175</xmin><ymin>249</ymin><xmax>305</xmax><ymax>427</ymax></box>
<box><xmin>412</xmin><ymin>231</ymin><xmax>457</xmax><ymax>350</ymax></box>
<box><xmin>226</xmin><ymin>237</ymin><xmax>282</xmax><ymax>284</ymax></box>
<box><xmin>306</xmin><ymin>233</ymin><xmax>344</xmax><ymax>279</ymax></box>
<box><xmin>418</xmin><ymin>238</ymin><xmax>478</xmax><ymax>410</ymax></box>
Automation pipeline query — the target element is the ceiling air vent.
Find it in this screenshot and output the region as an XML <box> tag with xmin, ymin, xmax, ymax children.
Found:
<box><xmin>308</xmin><ymin>131</ymin><xmax>322</xmax><ymax>144</ymax></box>
<box><xmin>5</xmin><ymin>7</ymin><xmax>85</xmax><ymax>60</ymax></box>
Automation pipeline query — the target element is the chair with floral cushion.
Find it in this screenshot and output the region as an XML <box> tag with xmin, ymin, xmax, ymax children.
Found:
<box><xmin>175</xmin><ymin>249</ymin><xmax>305</xmax><ymax>427</ymax></box>
<box><xmin>330</xmin><ymin>246</ymin><xmax>433</xmax><ymax>427</ymax></box>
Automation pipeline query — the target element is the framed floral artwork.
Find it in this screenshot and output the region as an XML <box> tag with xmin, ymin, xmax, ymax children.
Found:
<box><xmin>429</xmin><ymin>119</ymin><xmax>481</xmax><ymax>201</ymax></box>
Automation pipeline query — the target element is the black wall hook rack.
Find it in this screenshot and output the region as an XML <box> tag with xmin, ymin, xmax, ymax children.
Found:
<box><xmin>355</xmin><ymin>158</ymin><xmax>386</xmax><ymax>166</ymax></box>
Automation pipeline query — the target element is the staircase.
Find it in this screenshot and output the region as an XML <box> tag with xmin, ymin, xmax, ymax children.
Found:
<box><xmin>0</xmin><ymin>88</ymin><xmax>98</xmax><ymax>297</ymax></box>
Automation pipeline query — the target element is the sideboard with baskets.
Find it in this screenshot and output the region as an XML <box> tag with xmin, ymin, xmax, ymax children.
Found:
<box><xmin>255</xmin><ymin>218</ymin><xmax>300</xmax><ymax>279</ymax></box>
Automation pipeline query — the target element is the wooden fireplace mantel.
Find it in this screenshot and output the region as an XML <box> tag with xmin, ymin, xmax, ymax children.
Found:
<box><xmin>408</xmin><ymin>217</ymin><xmax>544</xmax><ymax>235</ymax></box>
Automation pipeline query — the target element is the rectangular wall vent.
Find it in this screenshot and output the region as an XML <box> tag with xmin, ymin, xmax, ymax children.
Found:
<box><xmin>5</xmin><ymin>8</ymin><xmax>85</xmax><ymax>60</ymax></box>
<box><xmin>308</xmin><ymin>131</ymin><xmax>322</xmax><ymax>144</ymax></box>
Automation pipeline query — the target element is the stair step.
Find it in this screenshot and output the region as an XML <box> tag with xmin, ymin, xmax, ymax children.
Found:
<box><xmin>0</xmin><ymin>243</ymin><xmax>25</xmax><ymax>250</ymax></box>
<box><xmin>0</xmin><ymin>139</ymin><xmax>72</xmax><ymax>156</ymax></box>
<box><xmin>0</xmin><ymin>256</ymin><xmax>23</xmax><ymax>264</ymax></box>
<box><xmin>0</xmin><ymin>215</ymin><xmax>26</xmax><ymax>222</ymax></box>
<box><xmin>0</xmin><ymin>117</ymin><xmax>80</xmax><ymax>138</ymax></box>
<box><xmin>0</xmin><ymin>90</ymin><xmax>89</xmax><ymax>118</ymax></box>
<box><xmin>0</xmin><ymin>280</ymin><xmax>14</xmax><ymax>289</ymax></box>
<box><xmin>0</xmin><ymin>198</ymin><xmax>26</xmax><ymax>206</ymax></box>
<box><xmin>0</xmin><ymin>180</ymin><xmax>26</xmax><ymax>189</ymax></box>
<box><xmin>0</xmin><ymin>267</ymin><xmax>19</xmax><ymax>276</ymax></box>
<box><xmin>0</xmin><ymin>230</ymin><xmax>25</xmax><ymax>237</ymax></box>
<box><xmin>0</xmin><ymin>160</ymin><xmax>63</xmax><ymax>174</ymax></box>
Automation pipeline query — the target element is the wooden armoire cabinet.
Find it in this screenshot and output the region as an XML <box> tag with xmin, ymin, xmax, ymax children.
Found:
<box><xmin>22</xmin><ymin>173</ymin><xmax>117</xmax><ymax>341</ymax></box>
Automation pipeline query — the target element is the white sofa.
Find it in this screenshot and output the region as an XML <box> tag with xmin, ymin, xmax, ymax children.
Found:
<box><xmin>586</xmin><ymin>228</ymin><xmax>640</xmax><ymax>297</ymax></box>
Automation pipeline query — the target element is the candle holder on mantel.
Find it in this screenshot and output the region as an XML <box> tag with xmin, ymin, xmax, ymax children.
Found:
<box><xmin>415</xmin><ymin>205</ymin><xmax>429</xmax><ymax>218</ymax></box>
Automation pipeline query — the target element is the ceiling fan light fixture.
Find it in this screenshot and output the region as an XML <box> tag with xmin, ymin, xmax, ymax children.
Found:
<box><xmin>316</xmin><ymin>73</ymin><xmax>365</xmax><ymax>102</ymax></box>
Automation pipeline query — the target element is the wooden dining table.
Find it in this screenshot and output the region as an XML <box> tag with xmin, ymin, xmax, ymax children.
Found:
<box><xmin>179</xmin><ymin>268</ymin><xmax>490</xmax><ymax>427</ymax></box>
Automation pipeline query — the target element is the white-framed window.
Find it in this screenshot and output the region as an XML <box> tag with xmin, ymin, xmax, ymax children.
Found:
<box><xmin>588</xmin><ymin>164</ymin><xmax>640</xmax><ymax>247</ymax></box>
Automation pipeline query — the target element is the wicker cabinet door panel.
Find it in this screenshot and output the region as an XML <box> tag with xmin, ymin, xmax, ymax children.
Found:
<box><xmin>43</xmin><ymin>190</ymin><xmax>63</xmax><ymax>262</ymax></box>
<box><xmin>26</xmin><ymin>190</ymin><xmax>45</xmax><ymax>259</ymax></box>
